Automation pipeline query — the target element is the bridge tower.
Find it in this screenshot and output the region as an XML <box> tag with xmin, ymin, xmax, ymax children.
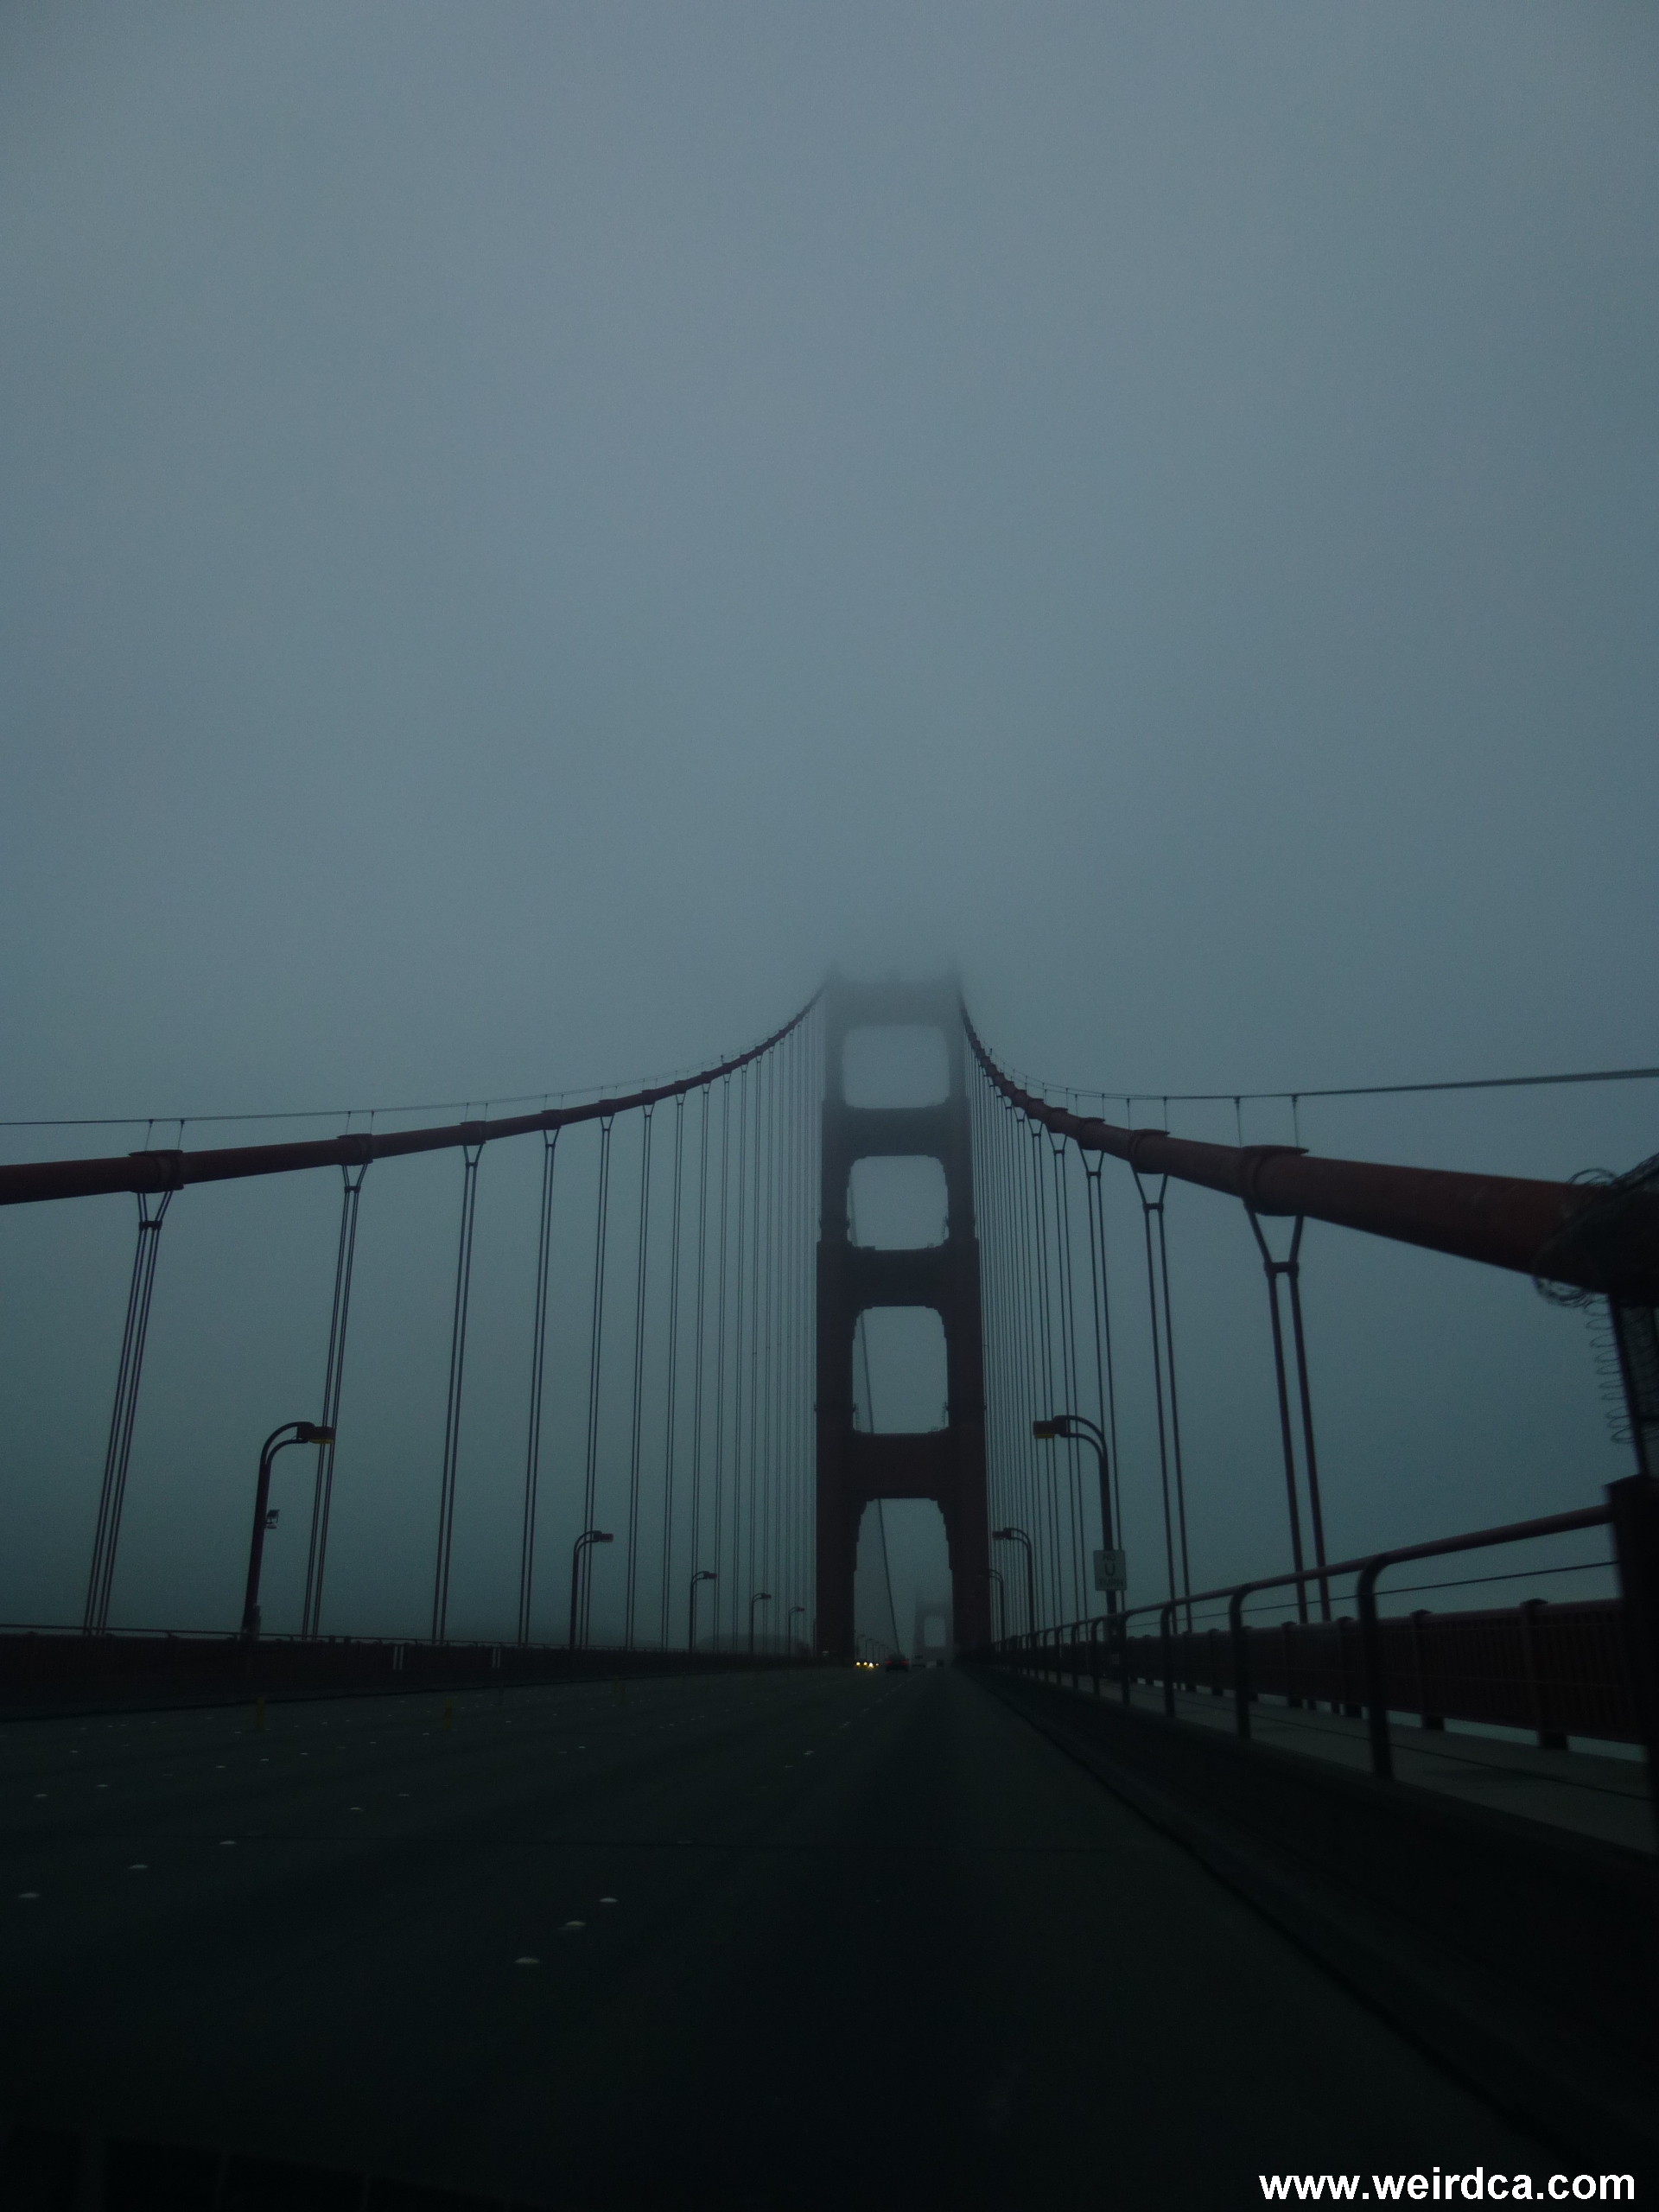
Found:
<box><xmin>815</xmin><ymin>976</ymin><xmax>991</xmax><ymax>1660</ymax></box>
<box><xmin>912</xmin><ymin>1596</ymin><xmax>954</xmax><ymax>1664</ymax></box>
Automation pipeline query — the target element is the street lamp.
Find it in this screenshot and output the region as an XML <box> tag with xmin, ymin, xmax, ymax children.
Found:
<box><xmin>1034</xmin><ymin>1413</ymin><xmax>1122</xmax><ymax>1611</ymax></box>
<box><xmin>992</xmin><ymin>1526</ymin><xmax>1037</xmax><ymax>1639</ymax></box>
<box><xmin>748</xmin><ymin>1590</ymin><xmax>772</xmax><ymax>1658</ymax></box>
<box><xmin>569</xmin><ymin>1529</ymin><xmax>613</xmax><ymax>1651</ymax></box>
<box><xmin>982</xmin><ymin>1563</ymin><xmax>1007</xmax><ymax>1643</ymax></box>
<box><xmin>689</xmin><ymin>1567</ymin><xmax>717</xmax><ymax>1652</ymax></box>
<box><xmin>242</xmin><ymin>1421</ymin><xmax>334</xmax><ymax>1639</ymax></box>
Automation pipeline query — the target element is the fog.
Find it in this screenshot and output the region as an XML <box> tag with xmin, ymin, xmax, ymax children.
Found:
<box><xmin>1</xmin><ymin>3</ymin><xmax>1655</xmax><ymax>1644</ymax></box>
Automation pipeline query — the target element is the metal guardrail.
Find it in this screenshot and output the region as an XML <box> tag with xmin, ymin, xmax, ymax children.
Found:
<box><xmin>984</xmin><ymin>1478</ymin><xmax>1659</xmax><ymax>1809</ymax></box>
<box><xmin>0</xmin><ymin>1628</ymin><xmax>817</xmax><ymax>1704</ymax></box>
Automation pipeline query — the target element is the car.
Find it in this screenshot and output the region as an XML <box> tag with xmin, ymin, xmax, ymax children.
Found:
<box><xmin>884</xmin><ymin>1655</ymin><xmax>909</xmax><ymax>1672</ymax></box>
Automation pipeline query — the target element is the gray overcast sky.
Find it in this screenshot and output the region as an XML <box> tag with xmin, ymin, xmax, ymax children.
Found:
<box><xmin>3</xmin><ymin>1</ymin><xmax>1655</xmax><ymax>1119</ymax></box>
<box><xmin>1</xmin><ymin>4</ymin><xmax>1656</xmax><ymax>1641</ymax></box>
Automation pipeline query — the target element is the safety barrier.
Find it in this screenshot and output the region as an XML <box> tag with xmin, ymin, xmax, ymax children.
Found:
<box><xmin>0</xmin><ymin>1626</ymin><xmax>815</xmax><ymax>1711</ymax></box>
<box><xmin>986</xmin><ymin>1478</ymin><xmax>1659</xmax><ymax>1793</ymax></box>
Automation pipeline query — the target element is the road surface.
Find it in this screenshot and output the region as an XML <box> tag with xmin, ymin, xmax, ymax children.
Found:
<box><xmin>0</xmin><ymin>1663</ymin><xmax>1539</xmax><ymax>2207</ymax></box>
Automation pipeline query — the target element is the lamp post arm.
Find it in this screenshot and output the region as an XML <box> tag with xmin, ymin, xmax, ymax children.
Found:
<box><xmin>242</xmin><ymin>1423</ymin><xmax>309</xmax><ymax>1640</ymax></box>
<box><xmin>1053</xmin><ymin>1414</ymin><xmax>1116</xmax><ymax>1557</ymax></box>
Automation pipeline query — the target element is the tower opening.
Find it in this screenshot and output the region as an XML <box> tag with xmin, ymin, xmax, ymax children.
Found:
<box><xmin>853</xmin><ymin>1306</ymin><xmax>948</xmax><ymax>1434</ymax></box>
<box><xmin>849</xmin><ymin>1155</ymin><xmax>950</xmax><ymax>1249</ymax></box>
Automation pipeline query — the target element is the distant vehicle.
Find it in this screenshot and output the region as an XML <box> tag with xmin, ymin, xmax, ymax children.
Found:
<box><xmin>884</xmin><ymin>1655</ymin><xmax>909</xmax><ymax>1672</ymax></box>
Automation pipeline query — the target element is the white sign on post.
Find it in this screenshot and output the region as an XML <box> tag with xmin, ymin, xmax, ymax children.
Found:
<box><xmin>1093</xmin><ymin>1548</ymin><xmax>1127</xmax><ymax>1595</ymax></box>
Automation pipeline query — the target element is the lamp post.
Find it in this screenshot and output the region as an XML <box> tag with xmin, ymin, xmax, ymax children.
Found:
<box><xmin>983</xmin><ymin>1564</ymin><xmax>1007</xmax><ymax>1644</ymax></box>
<box><xmin>242</xmin><ymin>1422</ymin><xmax>334</xmax><ymax>1640</ymax></box>
<box><xmin>992</xmin><ymin>1526</ymin><xmax>1037</xmax><ymax>1638</ymax></box>
<box><xmin>788</xmin><ymin>1603</ymin><xmax>805</xmax><ymax>1659</ymax></box>
<box><xmin>569</xmin><ymin>1529</ymin><xmax>613</xmax><ymax>1651</ymax></box>
<box><xmin>1034</xmin><ymin>1413</ymin><xmax>1119</xmax><ymax>1611</ymax></box>
<box><xmin>748</xmin><ymin>1590</ymin><xmax>772</xmax><ymax>1658</ymax></box>
<box><xmin>689</xmin><ymin>1567</ymin><xmax>716</xmax><ymax>1652</ymax></box>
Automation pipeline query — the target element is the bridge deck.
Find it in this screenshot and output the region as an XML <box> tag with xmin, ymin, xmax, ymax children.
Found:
<box><xmin>1030</xmin><ymin>1667</ymin><xmax>1653</xmax><ymax>1853</ymax></box>
<box><xmin>1</xmin><ymin>1669</ymin><xmax>1549</xmax><ymax>2206</ymax></box>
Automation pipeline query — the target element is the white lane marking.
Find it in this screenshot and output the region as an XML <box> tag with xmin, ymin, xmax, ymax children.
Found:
<box><xmin>561</xmin><ymin>1920</ymin><xmax>586</xmax><ymax>1932</ymax></box>
<box><xmin>34</xmin><ymin>1793</ymin><xmax>45</xmax><ymax>1800</ymax></box>
<box><xmin>128</xmin><ymin>1863</ymin><xmax>147</xmax><ymax>1872</ymax></box>
<box><xmin>349</xmin><ymin>1806</ymin><xmax>364</xmax><ymax>1815</ymax></box>
<box><xmin>17</xmin><ymin>1891</ymin><xmax>40</xmax><ymax>1901</ymax></box>
<box><xmin>219</xmin><ymin>1839</ymin><xmax>236</xmax><ymax>1848</ymax></box>
<box><xmin>600</xmin><ymin>1897</ymin><xmax>618</xmax><ymax>1906</ymax></box>
<box><xmin>515</xmin><ymin>1955</ymin><xmax>540</xmax><ymax>1967</ymax></box>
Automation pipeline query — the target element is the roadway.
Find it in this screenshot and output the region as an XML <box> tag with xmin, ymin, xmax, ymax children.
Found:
<box><xmin>0</xmin><ymin>1663</ymin><xmax>1541</xmax><ymax>2208</ymax></box>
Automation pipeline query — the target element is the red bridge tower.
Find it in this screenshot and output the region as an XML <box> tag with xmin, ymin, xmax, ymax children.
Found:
<box><xmin>815</xmin><ymin>976</ymin><xmax>992</xmax><ymax>1659</ymax></box>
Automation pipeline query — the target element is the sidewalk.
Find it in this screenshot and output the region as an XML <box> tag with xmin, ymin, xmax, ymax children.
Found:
<box><xmin>1023</xmin><ymin>1664</ymin><xmax>1654</xmax><ymax>1853</ymax></box>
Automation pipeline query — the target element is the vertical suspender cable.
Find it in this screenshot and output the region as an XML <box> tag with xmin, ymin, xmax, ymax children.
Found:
<box><xmin>1081</xmin><ymin>1151</ymin><xmax>1122</xmax><ymax>1595</ymax></box>
<box><xmin>759</xmin><ymin>1048</ymin><xmax>776</xmax><ymax>1642</ymax></box>
<box><xmin>518</xmin><ymin>1132</ymin><xmax>558</xmax><ymax>1644</ymax></box>
<box><xmin>1029</xmin><ymin>1122</ymin><xmax>1065</xmax><ymax>1618</ymax></box>
<box><xmin>744</xmin><ymin>1061</ymin><xmax>764</xmax><ymax>1641</ymax></box>
<box><xmin>787</xmin><ymin>1026</ymin><xmax>800</xmax><ymax>1637</ymax></box>
<box><xmin>729</xmin><ymin>1065</ymin><xmax>749</xmax><ymax>1649</ymax></box>
<box><xmin>1049</xmin><ymin>1131</ymin><xmax>1086</xmax><ymax>1611</ymax></box>
<box><xmin>1155</xmin><ymin>1196</ymin><xmax>1194</xmax><ymax>1625</ymax></box>
<box><xmin>977</xmin><ymin>1073</ymin><xmax>1011</xmax><ymax>1548</ymax></box>
<box><xmin>1013</xmin><ymin>1115</ymin><xmax>1047</xmax><ymax>1624</ymax></box>
<box><xmin>623</xmin><ymin>1105</ymin><xmax>654</xmax><ymax>1648</ymax></box>
<box><xmin>85</xmin><ymin>1184</ymin><xmax>175</xmax><ymax>1634</ymax></box>
<box><xmin>304</xmin><ymin>1158</ymin><xmax>368</xmax><ymax>1640</ymax></box>
<box><xmin>710</xmin><ymin>1078</ymin><xmax>732</xmax><ymax>1650</ymax></box>
<box><xmin>799</xmin><ymin>1020</ymin><xmax>810</xmax><ymax>1637</ymax></box>
<box><xmin>577</xmin><ymin>1116</ymin><xmax>614</xmax><ymax>1648</ymax></box>
<box><xmin>779</xmin><ymin>1033</ymin><xmax>793</xmax><ymax>1637</ymax></box>
<box><xmin>1247</xmin><ymin>1210</ymin><xmax>1312</xmax><ymax>1624</ymax></box>
<box><xmin>686</xmin><ymin>1085</ymin><xmax>713</xmax><ymax>1647</ymax></box>
<box><xmin>1285</xmin><ymin>1237</ymin><xmax>1331</xmax><ymax>1619</ymax></box>
<box><xmin>1001</xmin><ymin>1103</ymin><xmax>1030</xmax><ymax>1620</ymax></box>
<box><xmin>798</xmin><ymin>1020</ymin><xmax>812</xmax><ymax>1639</ymax></box>
<box><xmin>1000</xmin><ymin>1094</ymin><xmax>1024</xmax><ymax>1560</ymax></box>
<box><xmin>658</xmin><ymin>1093</ymin><xmax>687</xmax><ymax>1649</ymax></box>
<box><xmin>432</xmin><ymin>1141</ymin><xmax>483</xmax><ymax>1643</ymax></box>
<box><xmin>812</xmin><ymin>1010</ymin><xmax>823</xmax><ymax>1624</ymax></box>
<box><xmin>1133</xmin><ymin>1169</ymin><xmax>1180</xmax><ymax>1615</ymax></box>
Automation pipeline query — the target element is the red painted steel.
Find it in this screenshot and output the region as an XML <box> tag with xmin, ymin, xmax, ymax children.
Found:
<box><xmin>962</xmin><ymin>1008</ymin><xmax>1659</xmax><ymax>1296</ymax></box>
<box><xmin>0</xmin><ymin>1628</ymin><xmax>798</xmax><ymax>1708</ymax></box>
<box><xmin>0</xmin><ymin>996</ymin><xmax>820</xmax><ymax>1209</ymax></box>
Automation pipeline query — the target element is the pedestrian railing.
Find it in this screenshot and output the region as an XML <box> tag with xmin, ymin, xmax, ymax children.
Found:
<box><xmin>983</xmin><ymin>1478</ymin><xmax>1659</xmax><ymax>1797</ymax></box>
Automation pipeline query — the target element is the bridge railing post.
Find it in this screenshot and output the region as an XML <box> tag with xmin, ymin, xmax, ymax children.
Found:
<box><xmin>1159</xmin><ymin>1603</ymin><xmax>1175</xmax><ymax>1719</ymax></box>
<box><xmin>1229</xmin><ymin>1586</ymin><xmax>1252</xmax><ymax>1742</ymax></box>
<box><xmin>1608</xmin><ymin>1473</ymin><xmax>1659</xmax><ymax>1840</ymax></box>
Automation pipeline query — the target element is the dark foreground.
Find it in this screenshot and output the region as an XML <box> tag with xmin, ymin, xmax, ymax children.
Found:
<box><xmin>0</xmin><ymin>1665</ymin><xmax>1542</xmax><ymax>2208</ymax></box>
